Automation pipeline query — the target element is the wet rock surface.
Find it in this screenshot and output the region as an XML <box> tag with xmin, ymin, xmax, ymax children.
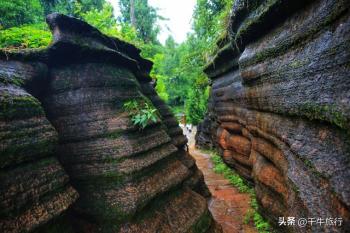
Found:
<box><xmin>196</xmin><ymin>0</ymin><xmax>350</xmax><ymax>232</ymax></box>
<box><xmin>190</xmin><ymin>144</ymin><xmax>257</xmax><ymax>233</ymax></box>
<box><xmin>0</xmin><ymin>14</ymin><xmax>220</xmax><ymax>233</ymax></box>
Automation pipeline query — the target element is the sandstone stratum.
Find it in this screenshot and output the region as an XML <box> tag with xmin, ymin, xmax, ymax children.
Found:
<box><xmin>196</xmin><ymin>0</ymin><xmax>350</xmax><ymax>232</ymax></box>
<box><xmin>0</xmin><ymin>13</ymin><xmax>221</xmax><ymax>233</ymax></box>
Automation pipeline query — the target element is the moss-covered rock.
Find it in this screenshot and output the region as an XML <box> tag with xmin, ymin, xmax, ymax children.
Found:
<box><xmin>198</xmin><ymin>0</ymin><xmax>350</xmax><ymax>232</ymax></box>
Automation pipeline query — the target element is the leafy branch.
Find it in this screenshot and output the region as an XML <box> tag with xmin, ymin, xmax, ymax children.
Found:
<box><xmin>123</xmin><ymin>99</ymin><xmax>160</xmax><ymax>130</ymax></box>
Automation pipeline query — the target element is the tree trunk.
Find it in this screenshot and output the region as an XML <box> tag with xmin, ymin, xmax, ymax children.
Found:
<box><xmin>130</xmin><ymin>0</ymin><xmax>136</xmax><ymax>28</ymax></box>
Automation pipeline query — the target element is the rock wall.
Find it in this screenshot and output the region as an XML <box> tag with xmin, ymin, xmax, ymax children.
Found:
<box><xmin>196</xmin><ymin>0</ymin><xmax>350</xmax><ymax>232</ymax></box>
<box><xmin>0</xmin><ymin>53</ymin><xmax>79</xmax><ymax>232</ymax></box>
<box><xmin>0</xmin><ymin>14</ymin><xmax>220</xmax><ymax>233</ymax></box>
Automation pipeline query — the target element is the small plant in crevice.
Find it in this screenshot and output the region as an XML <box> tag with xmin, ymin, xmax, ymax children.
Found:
<box><xmin>209</xmin><ymin>152</ymin><xmax>252</xmax><ymax>193</ymax></box>
<box><xmin>123</xmin><ymin>99</ymin><xmax>160</xmax><ymax>130</ymax></box>
<box><xmin>204</xmin><ymin>150</ymin><xmax>271</xmax><ymax>233</ymax></box>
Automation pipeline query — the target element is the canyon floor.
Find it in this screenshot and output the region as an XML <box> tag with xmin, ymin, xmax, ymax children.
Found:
<box><xmin>184</xmin><ymin>127</ymin><xmax>258</xmax><ymax>233</ymax></box>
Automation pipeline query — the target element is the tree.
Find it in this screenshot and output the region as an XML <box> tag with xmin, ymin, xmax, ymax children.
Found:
<box><xmin>130</xmin><ymin>0</ymin><xmax>136</xmax><ymax>28</ymax></box>
<box><xmin>78</xmin><ymin>3</ymin><xmax>118</xmax><ymax>36</ymax></box>
<box><xmin>185</xmin><ymin>86</ymin><xmax>209</xmax><ymax>125</ymax></box>
<box><xmin>0</xmin><ymin>0</ymin><xmax>44</xmax><ymax>29</ymax></box>
<box><xmin>40</xmin><ymin>0</ymin><xmax>105</xmax><ymax>17</ymax></box>
<box><xmin>77</xmin><ymin>2</ymin><xmax>139</xmax><ymax>44</ymax></box>
<box><xmin>0</xmin><ymin>1</ymin><xmax>137</xmax><ymax>49</ymax></box>
<box><xmin>118</xmin><ymin>0</ymin><xmax>160</xmax><ymax>43</ymax></box>
<box><xmin>78</xmin><ymin>0</ymin><xmax>105</xmax><ymax>12</ymax></box>
<box><xmin>193</xmin><ymin>0</ymin><xmax>231</xmax><ymax>39</ymax></box>
<box><xmin>0</xmin><ymin>0</ymin><xmax>108</xmax><ymax>29</ymax></box>
<box><xmin>152</xmin><ymin>0</ymin><xmax>233</xmax><ymax>124</ymax></box>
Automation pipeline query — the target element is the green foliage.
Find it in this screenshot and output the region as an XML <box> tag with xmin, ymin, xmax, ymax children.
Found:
<box><xmin>0</xmin><ymin>0</ymin><xmax>107</xmax><ymax>29</ymax></box>
<box><xmin>205</xmin><ymin>150</ymin><xmax>271</xmax><ymax>233</ymax></box>
<box><xmin>171</xmin><ymin>106</ymin><xmax>185</xmax><ymax>117</ymax></box>
<box><xmin>0</xmin><ymin>23</ymin><xmax>51</xmax><ymax>49</ymax></box>
<box><xmin>185</xmin><ymin>86</ymin><xmax>209</xmax><ymax>125</ymax></box>
<box><xmin>152</xmin><ymin>0</ymin><xmax>233</xmax><ymax>124</ymax></box>
<box><xmin>40</xmin><ymin>0</ymin><xmax>105</xmax><ymax>16</ymax></box>
<box><xmin>70</xmin><ymin>2</ymin><xmax>141</xmax><ymax>46</ymax></box>
<box><xmin>0</xmin><ymin>1</ymin><xmax>142</xmax><ymax>50</ymax></box>
<box><xmin>0</xmin><ymin>0</ymin><xmax>44</xmax><ymax>29</ymax></box>
<box><xmin>79</xmin><ymin>1</ymin><xmax>161</xmax><ymax>60</ymax></box>
<box><xmin>0</xmin><ymin>0</ymin><xmax>114</xmax><ymax>49</ymax></box>
<box><xmin>118</xmin><ymin>0</ymin><xmax>162</xmax><ymax>44</ymax></box>
<box><xmin>193</xmin><ymin>0</ymin><xmax>232</xmax><ymax>40</ymax></box>
<box><xmin>79</xmin><ymin>3</ymin><xmax>117</xmax><ymax>35</ymax></box>
<box><xmin>76</xmin><ymin>0</ymin><xmax>105</xmax><ymax>12</ymax></box>
<box><xmin>210</xmin><ymin>153</ymin><xmax>252</xmax><ymax>193</ymax></box>
<box><xmin>298</xmin><ymin>103</ymin><xmax>348</xmax><ymax>130</ymax></box>
<box><xmin>0</xmin><ymin>0</ymin><xmax>233</xmax><ymax>128</ymax></box>
<box><xmin>152</xmin><ymin>37</ymin><xmax>188</xmax><ymax>106</ymax></box>
<box><xmin>123</xmin><ymin>99</ymin><xmax>160</xmax><ymax>130</ymax></box>
<box><xmin>0</xmin><ymin>0</ymin><xmax>43</xmax><ymax>29</ymax></box>
<box><xmin>77</xmin><ymin>0</ymin><xmax>166</xmax><ymax>61</ymax></box>
<box><xmin>151</xmin><ymin>34</ymin><xmax>210</xmax><ymax>123</ymax></box>
<box><xmin>40</xmin><ymin>0</ymin><xmax>75</xmax><ymax>16</ymax></box>
<box><xmin>153</xmin><ymin>75</ymin><xmax>169</xmax><ymax>102</ymax></box>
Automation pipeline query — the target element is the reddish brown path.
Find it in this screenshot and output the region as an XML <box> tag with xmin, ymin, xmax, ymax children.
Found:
<box><xmin>189</xmin><ymin>145</ymin><xmax>258</xmax><ymax>233</ymax></box>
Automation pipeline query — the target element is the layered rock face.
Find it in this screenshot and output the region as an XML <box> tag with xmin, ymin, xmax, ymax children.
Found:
<box><xmin>0</xmin><ymin>14</ymin><xmax>220</xmax><ymax>233</ymax></box>
<box><xmin>140</xmin><ymin>82</ymin><xmax>211</xmax><ymax>198</ymax></box>
<box><xmin>196</xmin><ymin>0</ymin><xmax>350</xmax><ymax>232</ymax></box>
<box><xmin>0</xmin><ymin>57</ymin><xmax>79</xmax><ymax>232</ymax></box>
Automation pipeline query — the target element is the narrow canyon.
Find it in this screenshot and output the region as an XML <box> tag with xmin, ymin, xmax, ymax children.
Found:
<box><xmin>1</xmin><ymin>0</ymin><xmax>349</xmax><ymax>233</ymax></box>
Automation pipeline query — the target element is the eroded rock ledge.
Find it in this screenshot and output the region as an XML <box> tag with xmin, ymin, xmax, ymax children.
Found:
<box><xmin>0</xmin><ymin>13</ymin><xmax>220</xmax><ymax>233</ymax></box>
<box><xmin>196</xmin><ymin>0</ymin><xmax>350</xmax><ymax>232</ymax></box>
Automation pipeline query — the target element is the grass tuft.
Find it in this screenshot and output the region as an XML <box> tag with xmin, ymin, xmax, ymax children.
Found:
<box><xmin>203</xmin><ymin>149</ymin><xmax>271</xmax><ymax>233</ymax></box>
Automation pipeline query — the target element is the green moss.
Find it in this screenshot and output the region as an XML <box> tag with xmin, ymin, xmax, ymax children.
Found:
<box><xmin>0</xmin><ymin>157</ymin><xmax>56</xmax><ymax>182</ymax></box>
<box><xmin>235</xmin><ymin>0</ymin><xmax>279</xmax><ymax>44</ymax></box>
<box><xmin>298</xmin><ymin>103</ymin><xmax>348</xmax><ymax>130</ymax></box>
<box><xmin>73</xmin><ymin>172</ymin><xmax>126</xmax><ymax>189</ymax></box>
<box><xmin>98</xmin><ymin>171</ymin><xmax>125</xmax><ymax>180</ymax></box>
<box><xmin>204</xmin><ymin>150</ymin><xmax>253</xmax><ymax>193</ymax></box>
<box><xmin>78</xmin><ymin>196</ymin><xmax>129</xmax><ymax>223</ymax></box>
<box><xmin>0</xmin><ymin>75</ymin><xmax>25</xmax><ymax>86</ymax></box>
<box><xmin>0</xmin><ymin>94</ymin><xmax>44</xmax><ymax>120</ymax></box>
<box><xmin>0</xmin><ymin>122</ymin><xmax>54</xmax><ymax>140</ymax></box>
<box><xmin>301</xmin><ymin>158</ymin><xmax>328</xmax><ymax>179</ymax></box>
<box><xmin>191</xmin><ymin>210</ymin><xmax>212</xmax><ymax>233</ymax></box>
<box><xmin>52</xmin><ymin>67</ymin><xmax>139</xmax><ymax>92</ymax></box>
<box><xmin>290</xmin><ymin>183</ymin><xmax>300</xmax><ymax>194</ymax></box>
<box><xmin>33</xmin><ymin>217</ymin><xmax>75</xmax><ymax>233</ymax></box>
<box><xmin>105</xmin><ymin>130</ymin><xmax>124</xmax><ymax>139</ymax></box>
<box><xmin>288</xmin><ymin>59</ymin><xmax>308</xmax><ymax>69</ymax></box>
<box><xmin>0</xmin><ymin>137</ymin><xmax>56</xmax><ymax>168</ymax></box>
<box><xmin>0</xmin><ymin>157</ymin><xmax>65</xmax><ymax>218</ymax></box>
<box><xmin>240</xmin><ymin>0</ymin><xmax>348</xmax><ymax>68</ymax></box>
<box><xmin>249</xmin><ymin>44</ymin><xmax>289</xmax><ymax>67</ymax></box>
<box><xmin>303</xmin><ymin>158</ymin><xmax>313</xmax><ymax>169</ymax></box>
<box><xmin>204</xmin><ymin>149</ymin><xmax>271</xmax><ymax>233</ymax></box>
<box><xmin>73</xmin><ymin>178</ymin><xmax>131</xmax><ymax>223</ymax></box>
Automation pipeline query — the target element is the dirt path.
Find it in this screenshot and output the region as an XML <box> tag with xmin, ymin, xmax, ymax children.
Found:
<box><xmin>190</xmin><ymin>146</ymin><xmax>258</xmax><ymax>233</ymax></box>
